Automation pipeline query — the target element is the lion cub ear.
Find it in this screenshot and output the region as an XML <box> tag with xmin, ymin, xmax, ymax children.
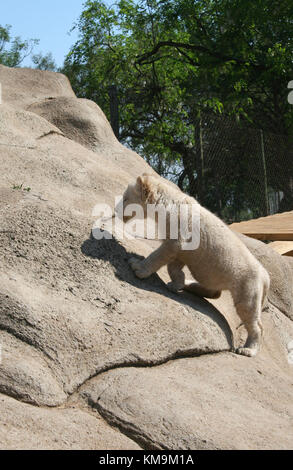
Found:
<box><xmin>136</xmin><ymin>175</ymin><xmax>154</xmax><ymax>202</ymax></box>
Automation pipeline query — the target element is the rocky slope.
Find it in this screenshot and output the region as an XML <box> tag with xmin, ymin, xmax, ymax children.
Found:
<box><xmin>0</xmin><ymin>65</ymin><xmax>292</xmax><ymax>449</ymax></box>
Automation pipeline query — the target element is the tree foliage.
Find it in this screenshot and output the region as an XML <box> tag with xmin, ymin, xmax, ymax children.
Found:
<box><xmin>62</xmin><ymin>1</ymin><xmax>293</xmax><ymax>219</ymax></box>
<box><xmin>31</xmin><ymin>52</ymin><xmax>57</xmax><ymax>71</ymax></box>
<box><xmin>0</xmin><ymin>24</ymin><xmax>39</xmax><ymax>67</ymax></box>
<box><xmin>0</xmin><ymin>24</ymin><xmax>57</xmax><ymax>71</ymax></box>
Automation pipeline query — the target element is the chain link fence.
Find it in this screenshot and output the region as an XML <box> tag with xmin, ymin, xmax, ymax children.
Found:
<box><xmin>158</xmin><ymin>113</ymin><xmax>293</xmax><ymax>224</ymax></box>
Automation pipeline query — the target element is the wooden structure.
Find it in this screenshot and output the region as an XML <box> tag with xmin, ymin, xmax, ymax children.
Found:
<box><xmin>230</xmin><ymin>211</ymin><xmax>293</xmax><ymax>257</ymax></box>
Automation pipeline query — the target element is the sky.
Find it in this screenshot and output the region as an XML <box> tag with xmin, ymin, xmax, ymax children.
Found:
<box><xmin>1</xmin><ymin>0</ymin><xmax>88</xmax><ymax>67</ymax></box>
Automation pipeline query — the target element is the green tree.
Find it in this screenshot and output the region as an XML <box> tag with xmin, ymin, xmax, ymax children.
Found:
<box><xmin>0</xmin><ymin>24</ymin><xmax>39</xmax><ymax>67</ymax></box>
<box><xmin>63</xmin><ymin>0</ymin><xmax>202</xmax><ymax>183</ymax></box>
<box><xmin>0</xmin><ymin>24</ymin><xmax>56</xmax><ymax>71</ymax></box>
<box><xmin>137</xmin><ymin>0</ymin><xmax>293</xmax><ymax>134</ymax></box>
<box><xmin>31</xmin><ymin>52</ymin><xmax>57</xmax><ymax>71</ymax></box>
<box><xmin>63</xmin><ymin>0</ymin><xmax>293</xmax><ymax>219</ymax></box>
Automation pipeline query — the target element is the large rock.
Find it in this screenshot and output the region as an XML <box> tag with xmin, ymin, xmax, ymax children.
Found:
<box><xmin>81</xmin><ymin>348</ymin><xmax>293</xmax><ymax>450</ymax></box>
<box><xmin>0</xmin><ymin>65</ymin><xmax>75</xmax><ymax>108</ymax></box>
<box><xmin>0</xmin><ymin>393</ymin><xmax>140</xmax><ymax>450</ymax></box>
<box><xmin>0</xmin><ymin>200</ymin><xmax>231</xmax><ymax>401</ymax></box>
<box><xmin>28</xmin><ymin>97</ymin><xmax>118</xmax><ymax>151</ymax></box>
<box><xmin>0</xmin><ymin>65</ymin><xmax>292</xmax><ymax>449</ymax></box>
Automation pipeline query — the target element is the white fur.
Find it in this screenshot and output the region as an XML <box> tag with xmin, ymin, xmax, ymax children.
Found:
<box><xmin>119</xmin><ymin>174</ymin><xmax>270</xmax><ymax>357</ymax></box>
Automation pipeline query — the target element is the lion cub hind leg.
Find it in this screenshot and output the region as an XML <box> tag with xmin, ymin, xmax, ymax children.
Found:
<box><xmin>184</xmin><ymin>281</ymin><xmax>221</xmax><ymax>299</ymax></box>
<box><xmin>235</xmin><ymin>307</ymin><xmax>263</xmax><ymax>358</ymax></box>
<box><xmin>167</xmin><ymin>262</ymin><xmax>221</xmax><ymax>298</ymax></box>
<box><xmin>233</xmin><ymin>275</ymin><xmax>268</xmax><ymax>357</ymax></box>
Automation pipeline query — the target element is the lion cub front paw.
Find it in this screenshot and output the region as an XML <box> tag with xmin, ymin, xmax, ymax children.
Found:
<box><xmin>128</xmin><ymin>257</ymin><xmax>151</xmax><ymax>279</ymax></box>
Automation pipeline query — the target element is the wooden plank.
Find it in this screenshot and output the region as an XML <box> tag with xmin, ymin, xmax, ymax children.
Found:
<box><xmin>268</xmin><ymin>241</ymin><xmax>293</xmax><ymax>257</ymax></box>
<box><xmin>230</xmin><ymin>211</ymin><xmax>293</xmax><ymax>241</ymax></box>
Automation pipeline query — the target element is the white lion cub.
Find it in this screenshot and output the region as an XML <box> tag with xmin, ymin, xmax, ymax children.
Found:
<box><xmin>118</xmin><ymin>173</ymin><xmax>270</xmax><ymax>357</ymax></box>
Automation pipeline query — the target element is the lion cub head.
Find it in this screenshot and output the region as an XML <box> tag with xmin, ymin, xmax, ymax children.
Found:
<box><xmin>115</xmin><ymin>173</ymin><xmax>197</xmax><ymax>242</ymax></box>
<box><xmin>116</xmin><ymin>173</ymin><xmax>162</xmax><ymax>222</ymax></box>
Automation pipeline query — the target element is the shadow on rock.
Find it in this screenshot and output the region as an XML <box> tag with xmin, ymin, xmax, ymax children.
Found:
<box><xmin>81</xmin><ymin>233</ymin><xmax>233</xmax><ymax>348</ymax></box>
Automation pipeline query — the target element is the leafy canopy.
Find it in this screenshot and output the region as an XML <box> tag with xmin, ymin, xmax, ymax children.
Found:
<box><xmin>64</xmin><ymin>1</ymin><xmax>293</xmax><ymax>218</ymax></box>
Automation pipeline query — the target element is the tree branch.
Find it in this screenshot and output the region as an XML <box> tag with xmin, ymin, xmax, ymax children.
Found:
<box><xmin>136</xmin><ymin>40</ymin><xmax>267</xmax><ymax>71</ymax></box>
